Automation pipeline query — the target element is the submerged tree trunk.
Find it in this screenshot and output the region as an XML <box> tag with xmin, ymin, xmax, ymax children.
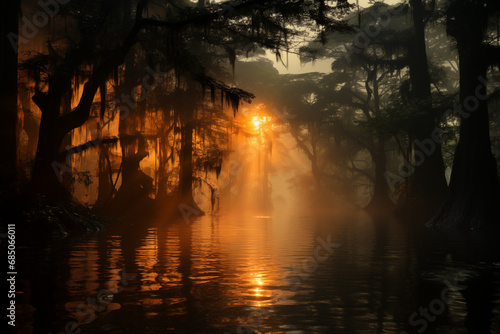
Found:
<box><xmin>397</xmin><ymin>0</ymin><xmax>447</xmax><ymax>221</ymax></box>
<box><xmin>0</xmin><ymin>0</ymin><xmax>19</xmax><ymax>191</ymax></box>
<box><xmin>428</xmin><ymin>2</ymin><xmax>499</xmax><ymax>229</ymax></box>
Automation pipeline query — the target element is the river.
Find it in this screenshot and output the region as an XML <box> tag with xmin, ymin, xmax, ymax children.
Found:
<box><xmin>16</xmin><ymin>208</ymin><xmax>500</xmax><ymax>333</ymax></box>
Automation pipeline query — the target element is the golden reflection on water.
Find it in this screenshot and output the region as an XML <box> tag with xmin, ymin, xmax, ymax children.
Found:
<box><xmin>61</xmin><ymin>213</ymin><xmax>314</xmax><ymax>327</ymax></box>
<box><xmin>47</xmin><ymin>212</ymin><xmax>488</xmax><ymax>333</ymax></box>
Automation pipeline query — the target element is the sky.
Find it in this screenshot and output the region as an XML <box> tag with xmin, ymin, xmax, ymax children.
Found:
<box><xmin>267</xmin><ymin>0</ymin><xmax>402</xmax><ymax>74</ymax></box>
<box><xmin>208</xmin><ymin>0</ymin><xmax>403</xmax><ymax>74</ymax></box>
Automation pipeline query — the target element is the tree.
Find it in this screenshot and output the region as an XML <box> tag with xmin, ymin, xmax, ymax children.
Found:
<box><xmin>396</xmin><ymin>0</ymin><xmax>447</xmax><ymax>221</ymax></box>
<box><xmin>23</xmin><ymin>0</ymin><xmax>351</xmax><ymax>202</ymax></box>
<box><xmin>428</xmin><ymin>0</ymin><xmax>500</xmax><ymax>230</ymax></box>
<box><xmin>28</xmin><ymin>0</ymin><xmax>147</xmax><ymax>198</ymax></box>
<box><xmin>326</xmin><ymin>54</ymin><xmax>403</xmax><ymax>211</ymax></box>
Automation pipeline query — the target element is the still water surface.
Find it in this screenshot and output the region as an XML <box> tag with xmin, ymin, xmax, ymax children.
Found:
<box><xmin>17</xmin><ymin>210</ymin><xmax>500</xmax><ymax>333</ymax></box>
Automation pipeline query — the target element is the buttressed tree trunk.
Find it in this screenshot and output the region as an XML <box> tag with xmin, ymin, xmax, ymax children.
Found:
<box><xmin>428</xmin><ymin>1</ymin><xmax>499</xmax><ymax>230</ymax></box>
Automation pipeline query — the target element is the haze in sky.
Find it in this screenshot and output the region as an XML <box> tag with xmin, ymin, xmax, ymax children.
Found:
<box><xmin>268</xmin><ymin>0</ymin><xmax>402</xmax><ymax>74</ymax></box>
<box><xmin>6</xmin><ymin>0</ymin><xmax>500</xmax><ymax>333</ymax></box>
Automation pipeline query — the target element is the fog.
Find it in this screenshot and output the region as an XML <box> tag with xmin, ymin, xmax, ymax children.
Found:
<box><xmin>2</xmin><ymin>0</ymin><xmax>500</xmax><ymax>333</ymax></box>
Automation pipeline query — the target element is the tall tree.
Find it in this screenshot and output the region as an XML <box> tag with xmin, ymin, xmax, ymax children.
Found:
<box><xmin>329</xmin><ymin>57</ymin><xmax>401</xmax><ymax>211</ymax></box>
<box><xmin>174</xmin><ymin>88</ymin><xmax>198</xmax><ymax>202</ymax></box>
<box><xmin>396</xmin><ymin>0</ymin><xmax>447</xmax><ymax>220</ymax></box>
<box><xmin>25</xmin><ymin>0</ymin><xmax>351</xmax><ymax>200</ymax></box>
<box><xmin>429</xmin><ymin>0</ymin><xmax>500</xmax><ymax>229</ymax></box>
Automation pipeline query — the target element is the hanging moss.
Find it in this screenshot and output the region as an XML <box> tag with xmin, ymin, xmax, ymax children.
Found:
<box><xmin>225</xmin><ymin>46</ymin><xmax>236</xmax><ymax>75</ymax></box>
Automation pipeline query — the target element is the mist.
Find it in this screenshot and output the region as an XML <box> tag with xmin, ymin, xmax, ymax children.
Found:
<box><xmin>2</xmin><ymin>0</ymin><xmax>500</xmax><ymax>333</ymax></box>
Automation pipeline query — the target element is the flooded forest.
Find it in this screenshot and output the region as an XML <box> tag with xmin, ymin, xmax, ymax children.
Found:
<box><xmin>2</xmin><ymin>0</ymin><xmax>500</xmax><ymax>333</ymax></box>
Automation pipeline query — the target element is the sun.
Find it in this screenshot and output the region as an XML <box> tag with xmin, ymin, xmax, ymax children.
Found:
<box><xmin>252</xmin><ymin>116</ymin><xmax>262</xmax><ymax>130</ymax></box>
<box><xmin>251</xmin><ymin>115</ymin><xmax>271</xmax><ymax>132</ymax></box>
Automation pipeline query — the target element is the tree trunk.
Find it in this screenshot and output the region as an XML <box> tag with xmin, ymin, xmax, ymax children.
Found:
<box><xmin>179</xmin><ymin>101</ymin><xmax>195</xmax><ymax>202</ymax></box>
<box><xmin>366</xmin><ymin>139</ymin><xmax>394</xmax><ymax>212</ymax></box>
<box><xmin>28</xmin><ymin>0</ymin><xmax>148</xmax><ymax>199</ymax></box>
<box><xmin>0</xmin><ymin>0</ymin><xmax>19</xmax><ymax>191</ymax></box>
<box><xmin>30</xmin><ymin>81</ymin><xmax>68</xmax><ymax>198</ymax></box>
<box><xmin>19</xmin><ymin>88</ymin><xmax>39</xmax><ymax>162</ymax></box>
<box><xmin>428</xmin><ymin>4</ymin><xmax>499</xmax><ymax>229</ymax></box>
<box><xmin>310</xmin><ymin>123</ymin><xmax>322</xmax><ymax>192</ymax></box>
<box><xmin>95</xmin><ymin>147</ymin><xmax>114</xmax><ymax>207</ymax></box>
<box><xmin>156</xmin><ymin>135</ymin><xmax>169</xmax><ymax>198</ymax></box>
<box><xmin>397</xmin><ymin>0</ymin><xmax>447</xmax><ymax>220</ymax></box>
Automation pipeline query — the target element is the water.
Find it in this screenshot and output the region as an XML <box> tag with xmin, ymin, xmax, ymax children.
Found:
<box><xmin>16</xmin><ymin>209</ymin><xmax>500</xmax><ymax>333</ymax></box>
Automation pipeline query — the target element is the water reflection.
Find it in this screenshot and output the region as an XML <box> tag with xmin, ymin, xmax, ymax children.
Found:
<box><xmin>17</xmin><ymin>210</ymin><xmax>500</xmax><ymax>333</ymax></box>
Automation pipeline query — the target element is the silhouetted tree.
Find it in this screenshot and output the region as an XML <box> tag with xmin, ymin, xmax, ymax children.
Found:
<box><xmin>25</xmin><ymin>0</ymin><xmax>351</xmax><ymax>202</ymax></box>
<box><xmin>396</xmin><ymin>0</ymin><xmax>447</xmax><ymax>220</ymax></box>
<box><xmin>429</xmin><ymin>0</ymin><xmax>500</xmax><ymax>229</ymax></box>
